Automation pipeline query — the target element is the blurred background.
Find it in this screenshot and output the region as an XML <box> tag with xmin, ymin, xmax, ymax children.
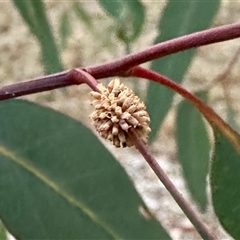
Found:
<box><xmin>1</xmin><ymin>1</ymin><xmax>240</xmax><ymax>239</ymax></box>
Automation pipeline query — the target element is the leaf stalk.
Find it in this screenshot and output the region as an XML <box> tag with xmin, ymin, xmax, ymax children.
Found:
<box><xmin>129</xmin><ymin>129</ymin><xmax>217</xmax><ymax>240</ymax></box>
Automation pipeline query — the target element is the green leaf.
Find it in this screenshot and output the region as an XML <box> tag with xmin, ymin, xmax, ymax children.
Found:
<box><xmin>0</xmin><ymin>222</ymin><xmax>7</xmax><ymax>240</ymax></box>
<box><xmin>211</xmin><ymin>130</ymin><xmax>240</xmax><ymax>239</ymax></box>
<box><xmin>12</xmin><ymin>0</ymin><xmax>63</xmax><ymax>74</ymax></box>
<box><xmin>59</xmin><ymin>10</ymin><xmax>71</xmax><ymax>50</ymax></box>
<box><xmin>147</xmin><ymin>0</ymin><xmax>220</xmax><ymax>142</ymax></box>
<box><xmin>11</xmin><ymin>0</ymin><xmax>37</xmax><ymax>35</ymax></box>
<box><xmin>73</xmin><ymin>2</ymin><xmax>93</xmax><ymax>28</ymax></box>
<box><xmin>99</xmin><ymin>0</ymin><xmax>145</xmax><ymax>43</ymax></box>
<box><xmin>176</xmin><ymin>95</ymin><xmax>210</xmax><ymax>211</ymax></box>
<box><xmin>99</xmin><ymin>0</ymin><xmax>122</xmax><ymax>19</ymax></box>
<box><xmin>0</xmin><ymin>100</ymin><xmax>170</xmax><ymax>239</ymax></box>
<box><xmin>227</xmin><ymin>105</ymin><xmax>240</xmax><ymax>133</ymax></box>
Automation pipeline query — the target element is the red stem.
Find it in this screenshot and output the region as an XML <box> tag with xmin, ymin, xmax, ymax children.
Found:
<box><xmin>67</xmin><ymin>69</ymin><xmax>100</xmax><ymax>93</ymax></box>
<box><xmin>129</xmin><ymin>130</ymin><xmax>217</xmax><ymax>240</ymax></box>
<box><xmin>87</xmin><ymin>22</ymin><xmax>240</xmax><ymax>78</ymax></box>
<box><xmin>128</xmin><ymin>66</ymin><xmax>240</xmax><ymax>153</ymax></box>
<box><xmin>0</xmin><ymin>23</ymin><xmax>240</xmax><ymax>100</ymax></box>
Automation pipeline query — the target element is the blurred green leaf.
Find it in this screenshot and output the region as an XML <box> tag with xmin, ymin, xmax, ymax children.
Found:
<box><xmin>59</xmin><ymin>10</ymin><xmax>71</xmax><ymax>50</ymax></box>
<box><xmin>211</xmin><ymin>130</ymin><xmax>240</xmax><ymax>239</ymax></box>
<box><xmin>73</xmin><ymin>2</ymin><xmax>93</xmax><ymax>28</ymax></box>
<box><xmin>0</xmin><ymin>100</ymin><xmax>170</xmax><ymax>239</ymax></box>
<box><xmin>99</xmin><ymin>0</ymin><xmax>145</xmax><ymax>44</ymax></box>
<box><xmin>99</xmin><ymin>0</ymin><xmax>121</xmax><ymax>19</ymax></box>
<box><xmin>227</xmin><ymin>105</ymin><xmax>240</xmax><ymax>133</ymax></box>
<box><xmin>176</xmin><ymin>94</ymin><xmax>210</xmax><ymax>211</ymax></box>
<box><xmin>0</xmin><ymin>222</ymin><xmax>7</xmax><ymax>240</ymax></box>
<box><xmin>147</xmin><ymin>1</ymin><xmax>220</xmax><ymax>142</ymax></box>
<box><xmin>12</xmin><ymin>0</ymin><xmax>63</xmax><ymax>74</ymax></box>
<box><xmin>11</xmin><ymin>0</ymin><xmax>36</xmax><ymax>35</ymax></box>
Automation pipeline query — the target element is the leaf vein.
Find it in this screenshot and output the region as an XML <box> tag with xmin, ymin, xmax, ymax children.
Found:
<box><xmin>0</xmin><ymin>145</ymin><xmax>121</xmax><ymax>239</ymax></box>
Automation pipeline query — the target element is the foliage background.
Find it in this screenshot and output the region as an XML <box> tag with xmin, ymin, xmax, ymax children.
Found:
<box><xmin>1</xmin><ymin>1</ymin><xmax>240</xmax><ymax>239</ymax></box>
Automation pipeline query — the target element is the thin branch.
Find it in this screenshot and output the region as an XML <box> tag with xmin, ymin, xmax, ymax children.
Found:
<box><xmin>214</xmin><ymin>44</ymin><xmax>240</xmax><ymax>86</ymax></box>
<box><xmin>127</xmin><ymin>66</ymin><xmax>240</xmax><ymax>153</ymax></box>
<box><xmin>67</xmin><ymin>69</ymin><xmax>100</xmax><ymax>93</ymax></box>
<box><xmin>0</xmin><ymin>69</ymin><xmax>100</xmax><ymax>100</ymax></box>
<box><xmin>88</xmin><ymin>22</ymin><xmax>240</xmax><ymax>78</ymax></box>
<box><xmin>129</xmin><ymin>129</ymin><xmax>217</xmax><ymax>240</ymax></box>
<box><xmin>0</xmin><ymin>71</ymin><xmax>68</xmax><ymax>100</ymax></box>
<box><xmin>209</xmin><ymin>44</ymin><xmax>240</xmax><ymax>108</ymax></box>
<box><xmin>0</xmin><ymin>22</ymin><xmax>240</xmax><ymax>100</ymax></box>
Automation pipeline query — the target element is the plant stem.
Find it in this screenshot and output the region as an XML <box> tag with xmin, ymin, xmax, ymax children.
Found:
<box><xmin>0</xmin><ymin>23</ymin><xmax>240</xmax><ymax>100</ymax></box>
<box><xmin>128</xmin><ymin>66</ymin><xmax>240</xmax><ymax>153</ymax></box>
<box><xmin>129</xmin><ymin>130</ymin><xmax>217</xmax><ymax>240</ymax></box>
<box><xmin>209</xmin><ymin>44</ymin><xmax>240</xmax><ymax>108</ymax></box>
<box><xmin>0</xmin><ymin>69</ymin><xmax>100</xmax><ymax>100</ymax></box>
<box><xmin>88</xmin><ymin>22</ymin><xmax>240</xmax><ymax>78</ymax></box>
<box><xmin>0</xmin><ymin>71</ymin><xmax>68</xmax><ymax>100</ymax></box>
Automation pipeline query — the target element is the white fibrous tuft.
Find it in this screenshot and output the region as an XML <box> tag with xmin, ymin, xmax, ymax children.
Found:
<box><xmin>90</xmin><ymin>78</ymin><xmax>151</xmax><ymax>148</ymax></box>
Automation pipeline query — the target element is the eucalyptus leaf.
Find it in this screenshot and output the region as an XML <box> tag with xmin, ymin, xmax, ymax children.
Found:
<box><xmin>99</xmin><ymin>0</ymin><xmax>145</xmax><ymax>44</ymax></box>
<box><xmin>227</xmin><ymin>105</ymin><xmax>240</xmax><ymax>133</ymax></box>
<box><xmin>211</xmin><ymin>130</ymin><xmax>240</xmax><ymax>239</ymax></box>
<box><xmin>99</xmin><ymin>0</ymin><xmax>122</xmax><ymax>19</ymax></box>
<box><xmin>0</xmin><ymin>222</ymin><xmax>7</xmax><ymax>240</ymax></box>
<box><xmin>0</xmin><ymin>100</ymin><xmax>170</xmax><ymax>239</ymax></box>
<box><xmin>147</xmin><ymin>0</ymin><xmax>220</xmax><ymax>142</ymax></box>
<box><xmin>59</xmin><ymin>10</ymin><xmax>71</xmax><ymax>50</ymax></box>
<box><xmin>73</xmin><ymin>2</ymin><xmax>93</xmax><ymax>28</ymax></box>
<box><xmin>176</xmin><ymin>96</ymin><xmax>210</xmax><ymax>211</ymax></box>
<box><xmin>12</xmin><ymin>0</ymin><xmax>63</xmax><ymax>74</ymax></box>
